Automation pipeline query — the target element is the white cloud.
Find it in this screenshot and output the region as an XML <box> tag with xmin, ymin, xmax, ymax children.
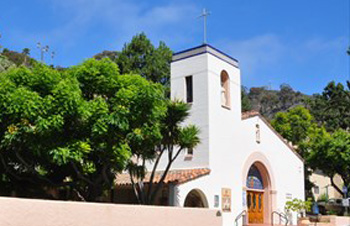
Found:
<box><xmin>6</xmin><ymin>0</ymin><xmax>199</xmax><ymax>57</ymax></box>
<box><xmin>219</xmin><ymin>34</ymin><xmax>285</xmax><ymax>74</ymax></box>
<box><xmin>218</xmin><ymin>34</ymin><xmax>346</xmax><ymax>76</ymax></box>
<box><xmin>44</xmin><ymin>0</ymin><xmax>198</xmax><ymax>48</ymax></box>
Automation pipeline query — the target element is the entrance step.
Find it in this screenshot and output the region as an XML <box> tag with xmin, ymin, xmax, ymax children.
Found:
<box><xmin>245</xmin><ymin>225</ymin><xmax>294</xmax><ymax>226</ymax></box>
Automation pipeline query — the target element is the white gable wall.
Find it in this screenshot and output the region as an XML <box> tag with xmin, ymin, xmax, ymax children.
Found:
<box><xmin>240</xmin><ymin>116</ymin><xmax>305</xmax><ymax>224</ymax></box>
<box><xmin>145</xmin><ymin>46</ymin><xmax>305</xmax><ymax>226</ymax></box>
<box><xmin>174</xmin><ymin>115</ymin><xmax>304</xmax><ymax>225</ymax></box>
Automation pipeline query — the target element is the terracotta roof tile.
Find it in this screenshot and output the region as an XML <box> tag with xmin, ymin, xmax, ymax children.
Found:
<box><xmin>241</xmin><ymin>110</ymin><xmax>260</xmax><ymax>119</ymax></box>
<box><xmin>116</xmin><ymin>168</ymin><xmax>210</xmax><ymax>186</ymax></box>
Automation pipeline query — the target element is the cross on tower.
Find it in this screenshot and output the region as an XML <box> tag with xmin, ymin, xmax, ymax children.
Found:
<box><xmin>198</xmin><ymin>8</ymin><xmax>211</xmax><ymax>44</ymax></box>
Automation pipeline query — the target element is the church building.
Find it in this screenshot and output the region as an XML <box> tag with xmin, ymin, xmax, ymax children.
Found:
<box><xmin>116</xmin><ymin>44</ymin><xmax>305</xmax><ymax>226</ymax></box>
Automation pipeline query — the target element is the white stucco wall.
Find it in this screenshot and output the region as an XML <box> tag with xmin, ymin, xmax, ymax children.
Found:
<box><xmin>150</xmin><ymin>53</ymin><xmax>210</xmax><ymax>170</ymax></box>
<box><xmin>146</xmin><ymin>46</ymin><xmax>305</xmax><ymax>226</ymax></box>
<box><xmin>240</xmin><ymin>116</ymin><xmax>305</xmax><ymax>225</ymax></box>
<box><xmin>173</xmin><ymin>115</ymin><xmax>304</xmax><ymax>226</ymax></box>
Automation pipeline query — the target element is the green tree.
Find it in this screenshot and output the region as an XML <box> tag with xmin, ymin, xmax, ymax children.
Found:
<box><xmin>241</xmin><ymin>86</ymin><xmax>252</xmax><ymax>112</ymax></box>
<box><xmin>308</xmin><ymin>81</ymin><xmax>350</xmax><ymax>132</ymax></box>
<box><xmin>94</xmin><ymin>50</ymin><xmax>119</xmax><ymax>61</ymax></box>
<box><xmin>127</xmin><ymin>101</ymin><xmax>200</xmax><ymax>205</ymax></box>
<box><xmin>115</xmin><ymin>33</ymin><xmax>172</xmax><ymax>87</ymax></box>
<box><xmin>306</xmin><ymin>129</ymin><xmax>350</xmax><ymax>197</ymax></box>
<box><xmin>279</xmin><ymin>83</ymin><xmax>302</xmax><ymax>111</ymax></box>
<box><xmin>271</xmin><ymin>106</ymin><xmax>323</xmax><ymax>198</ymax></box>
<box><xmin>0</xmin><ymin>58</ymin><xmax>166</xmax><ymax>201</ymax></box>
<box><xmin>22</xmin><ymin>48</ymin><xmax>30</xmax><ymax>65</ymax></box>
<box><xmin>271</xmin><ymin>106</ymin><xmax>316</xmax><ymax>152</ymax></box>
<box><xmin>285</xmin><ymin>198</ymin><xmax>312</xmax><ymax>217</ymax></box>
<box><xmin>260</xmin><ymin>91</ymin><xmax>279</xmax><ymax>116</ymax></box>
<box><xmin>248</xmin><ymin>86</ymin><xmax>280</xmax><ymax>118</ymax></box>
<box><xmin>22</xmin><ymin>48</ymin><xmax>30</xmax><ymax>56</ymax></box>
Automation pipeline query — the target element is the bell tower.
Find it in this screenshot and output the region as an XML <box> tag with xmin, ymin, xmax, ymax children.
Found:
<box><xmin>170</xmin><ymin>44</ymin><xmax>242</xmax><ymax>169</ymax></box>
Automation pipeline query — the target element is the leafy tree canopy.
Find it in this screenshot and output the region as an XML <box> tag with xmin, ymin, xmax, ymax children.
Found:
<box><xmin>307</xmin><ymin>81</ymin><xmax>350</xmax><ymax>132</ymax></box>
<box><xmin>306</xmin><ymin>129</ymin><xmax>350</xmax><ymax>197</ymax></box>
<box><xmin>115</xmin><ymin>33</ymin><xmax>172</xmax><ymax>87</ymax></box>
<box><xmin>0</xmin><ymin>58</ymin><xmax>166</xmax><ymax>201</ymax></box>
<box><xmin>271</xmin><ymin>106</ymin><xmax>316</xmax><ymax>150</ymax></box>
<box><xmin>241</xmin><ymin>86</ymin><xmax>252</xmax><ymax>112</ymax></box>
<box><xmin>127</xmin><ymin>100</ymin><xmax>200</xmax><ymax>205</ymax></box>
<box><xmin>271</xmin><ymin>106</ymin><xmax>324</xmax><ymax>197</ymax></box>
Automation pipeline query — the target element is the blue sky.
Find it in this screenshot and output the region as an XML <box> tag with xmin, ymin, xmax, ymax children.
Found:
<box><xmin>0</xmin><ymin>0</ymin><xmax>348</xmax><ymax>94</ymax></box>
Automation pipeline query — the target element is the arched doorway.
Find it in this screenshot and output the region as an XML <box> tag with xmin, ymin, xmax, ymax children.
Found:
<box><xmin>246</xmin><ymin>162</ymin><xmax>272</xmax><ymax>224</ymax></box>
<box><xmin>184</xmin><ymin>189</ymin><xmax>208</xmax><ymax>208</ymax></box>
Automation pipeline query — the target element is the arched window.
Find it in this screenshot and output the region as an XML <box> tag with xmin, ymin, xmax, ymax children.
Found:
<box><xmin>246</xmin><ymin>165</ymin><xmax>264</xmax><ymax>190</ymax></box>
<box><xmin>220</xmin><ymin>70</ymin><xmax>230</xmax><ymax>108</ymax></box>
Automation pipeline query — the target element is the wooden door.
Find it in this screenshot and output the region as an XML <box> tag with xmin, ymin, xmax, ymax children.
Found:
<box><xmin>247</xmin><ymin>191</ymin><xmax>264</xmax><ymax>224</ymax></box>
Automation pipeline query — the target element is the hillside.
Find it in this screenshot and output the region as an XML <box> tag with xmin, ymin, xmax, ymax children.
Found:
<box><xmin>0</xmin><ymin>49</ymin><xmax>37</xmax><ymax>73</ymax></box>
<box><xmin>242</xmin><ymin>84</ymin><xmax>309</xmax><ymax>119</ymax></box>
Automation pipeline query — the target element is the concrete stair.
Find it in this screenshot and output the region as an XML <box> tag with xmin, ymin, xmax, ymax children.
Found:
<box><xmin>244</xmin><ymin>224</ymin><xmax>294</xmax><ymax>226</ymax></box>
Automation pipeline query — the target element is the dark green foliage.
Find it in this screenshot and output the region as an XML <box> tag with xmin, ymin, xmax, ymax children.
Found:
<box><xmin>2</xmin><ymin>49</ymin><xmax>37</xmax><ymax>67</ymax></box>
<box><xmin>272</xmin><ymin>106</ymin><xmax>316</xmax><ymax>150</ymax></box>
<box><xmin>271</xmin><ymin>81</ymin><xmax>350</xmax><ymax>199</ymax></box>
<box><xmin>96</xmin><ymin>33</ymin><xmax>173</xmax><ymax>87</ymax></box>
<box><xmin>128</xmin><ymin>101</ymin><xmax>200</xmax><ymax>205</ymax></box>
<box><xmin>0</xmin><ymin>58</ymin><xmax>166</xmax><ymax>201</ymax></box>
<box><xmin>243</xmin><ymin>84</ymin><xmax>306</xmax><ymax>119</ymax></box>
<box><xmin>22</xmin><ymin>48</ymin><xmax>30</xmax><ymax>56</ymax></box>
<box><xmin>241</xmin><ymin>86</ymin><xmax>252</xmax><ymax>112</ymax></box>
<box><xmin>94</xmin><ymin>50</ymin><xmax>119</xmax><ymax>61</ymax></box>
<box><xmin>307</xmin><ymin>81</ymin><xmax>350</xmax><ymax>132</ymax></box>
<box><xmin>306</xmin><ymin>129</ymin><xmax>350</xmax><ymax>197</ymax></box>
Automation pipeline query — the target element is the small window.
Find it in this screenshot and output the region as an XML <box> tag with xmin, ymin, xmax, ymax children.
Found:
<box><xmin>184</xmin><ymin>148</ymin><xmax>193</xmax><ymax>161</ymax></box>
<box><xmin>314</xmin><ymin>186</ymin><xmax>319</xmax><ymax>194</ymax></box>
<box><xmin>220</xmin><ymin>70</ymin><xmax>230</xmax><ymax>108</ymax></box>
<box><xmin>185</xmin><ymin>76</ymin><xmax>193</xmax><ymax>103</ymax></box>
<box><xmin>187</xmin><ymin>148</ymin><xmax>193</xmax><ymax>155</ymax></box>
<box><xmin>256</xmin><ymin>124</ymin><xmax>261</xmax><ymax>144</ymax></box>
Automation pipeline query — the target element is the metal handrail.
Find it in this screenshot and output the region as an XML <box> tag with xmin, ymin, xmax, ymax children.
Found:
<box><xmin>271</xmin><ymin>211</ymin><xmax>289</xmax><ymax>226</ymax></box>
<box><xmin>235</xmin><ymin>210</ymin><xmax>247</xmax><ymax>226</ymax></box>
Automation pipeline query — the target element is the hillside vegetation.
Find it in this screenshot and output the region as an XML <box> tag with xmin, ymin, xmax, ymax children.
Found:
<box><xmin>242</xmin><ymin>84</ymin><xmax>308</xmax><ymax>119</ymax></box>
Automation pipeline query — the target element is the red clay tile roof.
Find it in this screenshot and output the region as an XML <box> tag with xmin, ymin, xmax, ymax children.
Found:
<box><xmin>116</xmin><ymin>168</ymin><xmax>210</xmax><ymax>186</ymax></box>
<box><xmin>242</xmin><ymin>110</ymin><xmax>260</xmax><ymax>119</ymax></box>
